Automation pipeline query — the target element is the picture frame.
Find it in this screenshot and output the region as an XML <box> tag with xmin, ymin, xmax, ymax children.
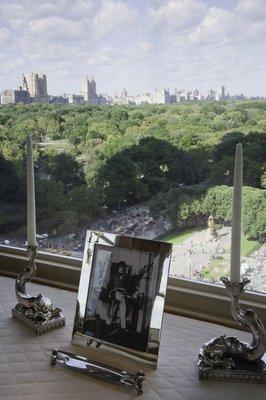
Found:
<box><xmin>72</xmin><ymin>230</ymin><xmax>172</xmax><ymax>367</ymax></box>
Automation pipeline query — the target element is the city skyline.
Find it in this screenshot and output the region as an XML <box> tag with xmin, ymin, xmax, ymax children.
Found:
<box><xmin>1</xmin><ymin>72</ymin><xmax>264</xmax><ymax>101</ymax></box>
<box><xmin>3</xmin><ymin>72</ymin><xmax>260</xmax><ymax>106</ymax></box>
<box><xmin>0</xmin><ymin>0</ymin><xmax>265</xmax><ymax>96</ymax></box>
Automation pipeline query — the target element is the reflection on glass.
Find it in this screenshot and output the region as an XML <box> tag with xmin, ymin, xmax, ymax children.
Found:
<box><xmin>72</xmin><ymin>231</ymin><xmax>172</xmax><ymax>365</ymax></box>
<box><xmin>83</xmin><ymin>245</ymin><xmax>160</xmax><ymax>352</ymax></box>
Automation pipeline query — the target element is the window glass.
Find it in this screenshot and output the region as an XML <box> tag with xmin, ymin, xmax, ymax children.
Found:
<box><xmin>0</xmin><ymin>2</ymin><xmax>265</xmax><ymax>294</ymax></box>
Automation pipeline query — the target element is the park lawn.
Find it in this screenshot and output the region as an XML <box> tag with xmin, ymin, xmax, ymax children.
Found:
<box><xmin>203</xmin><ymin>236</ymin><xmax>262</xmax><ymax>283</ymax></box>
<box><xmin>227</xmin><ymin>235</ymin><xmax>261</xmax><ymax>257</ymax></box>
<box><xmin>240</xmin><ymin>236</ymin><xmax>261</xmax><ymax>257</ymax></box>
<box><xmin>201</xmin><ymin>257</ymin><xmax>230</xmax><ymax>282</ymax></box>
<box><xmin>162</xmin><ymin>228</ymin><xmax>202</xmax><ymax>245</ymax></box>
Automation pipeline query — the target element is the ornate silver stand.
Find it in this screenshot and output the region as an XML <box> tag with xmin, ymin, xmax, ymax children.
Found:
<box><xmin>12</xmin><ymin>245</ymin><xmax>65</xmax><ymax>334</ymax></box>
<box><xmin>51</xmin><ymin>349</ymin><xmax>145</xmax><ymax>394</ymax></box>
<box><xmin>198</xmin><ymin>277</ymin><xmax>266</xmax><ymax>383</ymax></box>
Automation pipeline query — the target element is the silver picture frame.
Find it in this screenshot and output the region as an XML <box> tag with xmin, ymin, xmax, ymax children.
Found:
<box><xmin>72</xmin><ymin>230</ymin><xmax>172</xmax><ymax>367</ymax></box>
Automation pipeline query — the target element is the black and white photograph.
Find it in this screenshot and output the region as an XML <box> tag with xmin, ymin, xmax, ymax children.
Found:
<box><xmin>83</xmin><ymin>243</ymin><xmax>164</xmax><ymax>352</ymax></box>
<box><xmin>72</xmin><ymin>230</ymin><xmax>172</xmax><ymax>363</ymax></box>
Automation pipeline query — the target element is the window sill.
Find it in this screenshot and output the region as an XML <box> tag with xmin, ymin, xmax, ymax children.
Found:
<box><xmin>0</xmin><ymin>245</ymin><xmax>265</xmax><ymax>328</ymax></box>
<box><xmin>166</xmin><ymin>276</ymin><xmax>266</xmax><ymax>328</ymax></box>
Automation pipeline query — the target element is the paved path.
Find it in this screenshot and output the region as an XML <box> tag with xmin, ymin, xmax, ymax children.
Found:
<box><xmin>170</xmin><ymin>227</ymin><xmax>266</xmax><ymax>293</ymax></box>
<box><xmin>170</xmin><ymin>227</ymin><xmax>230</xmax><ymax>278</ymax></box>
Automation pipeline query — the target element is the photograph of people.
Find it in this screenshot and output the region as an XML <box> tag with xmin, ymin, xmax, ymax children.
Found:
<box><xmin>83</xmin><ymin>244</ymin><xmax>162</xmax><ymax>352</ymax></box>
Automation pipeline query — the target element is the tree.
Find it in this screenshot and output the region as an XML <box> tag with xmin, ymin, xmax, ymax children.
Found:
<box><xmin>108</xmin><ymin>108</ymin><xmax>129</xmax><ymax>124</ymax></box>
<box><xmin>0</xmin><ymin>100</ymin><xmax>265</xmax><ymax>238</ymax></box>
<box><xmin>45</xmin><ymin>153</ymin><xmax>85</xmax><ymax>194</ymax></box>
<box><xmin>97</xmin><ymin>152</ymin><xmax>149</xmax><ymax>209</ymax></box>
<box><xmin>0</xmin><ymin>154</ymin><xmax>24</xmax><ymax>202</ymax></box>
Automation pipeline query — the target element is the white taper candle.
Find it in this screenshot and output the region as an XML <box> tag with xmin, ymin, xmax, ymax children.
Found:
<box><xmin>27</xmin><ymin>134</ymin><xmax>36</xmax><ymax>246</ymax></box>
<box><xmin>230</xmin><ymin>143</ymin><xmax>243</xmax><ymax>283</ymax></box>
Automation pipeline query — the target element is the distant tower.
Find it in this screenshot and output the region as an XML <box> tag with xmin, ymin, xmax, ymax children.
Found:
<box><xmin>82</xmin><ymin>75</ymin><xmax>90</xmax><ymax>101</ymax></box>
<box><xmin>219</xmin><ymin>86</ymin><xmax>225</xmax><ymax>99</ymax></box>
<box><xmin>193</xmin><ymin>89</ymin><xmax>199</xmax><ymax>99</ymax></box>
<box><xmin>22</xmin><ymin>74</ymin><xmax>28</xmax><ymax>92</ymax></box>
<box><xmin>82</xmin><ymin>75</ymin><xmax>98</xmax><ymax>104</ymax></box>
<box><xmin>90</xmin><ymin>76</ymin><xmax>96</xmax><ymax>96</ymax></box>
<box><xmin>24</xmin><ymin>73</ymin><xmax>49</xmax><ymax>103</ymax></box>
<box><xmin>121</xmin><ymin>88</ymin><xmax>127</xmax><ymax>98</ymax></box>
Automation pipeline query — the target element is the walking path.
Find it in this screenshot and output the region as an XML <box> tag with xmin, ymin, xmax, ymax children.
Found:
<box><xmin>170</xmin><ymin>227</ymin><xmax>265</xmax><ymax>293</ymax></box>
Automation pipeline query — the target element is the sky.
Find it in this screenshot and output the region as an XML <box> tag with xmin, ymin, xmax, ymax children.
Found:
<box><xmin>0</xmin><ymin>0</ymin><xmax>265</xmax><ymax>97</ymax></box>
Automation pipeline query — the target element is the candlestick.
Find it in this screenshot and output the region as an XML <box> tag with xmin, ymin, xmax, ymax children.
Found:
<box><xmin>198</xmin><ymin>277</ymin><xmax>266</xmax><ymax>383</ymax></box>
<box><xmin>27</xmin><ymin>134</ymin><xmax>36</xmax><ymax>246</ymax></box>
<box><xmin>12</xmin><ymin>244</ymin><xmax>65</xmax><ymax>334</ymax></box>
<box><xmin>230</xmin><ymin>143</ymin><xmax>243</xmax><ymax>283</ymax></box>
<box><xmin>12</xmin><ymin>135</ymin><xmax>65</xmax><ymax>333</ymax></box>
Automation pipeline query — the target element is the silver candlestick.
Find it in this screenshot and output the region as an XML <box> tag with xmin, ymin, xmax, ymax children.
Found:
<box><xmin>12</xmin><ymin>244</ymin><xmax>65</xmax><ymax>334</ymax></box>
<box><xmin>198</xmin><ymin>277</ymin><xmax>266</xmax><ymax>383</ymax></box>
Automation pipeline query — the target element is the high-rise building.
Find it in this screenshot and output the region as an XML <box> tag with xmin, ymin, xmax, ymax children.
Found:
<box><xmin>98</xmin><ymin>94</ymin><xmax>110</xmax><ymax>105</ymax></box>
<box><xmin>219</xmin><ymin>86</ymin><xmax>225</xmax><ymax>99</ymax></box>
<box><xmin>193</xmin><ymin>89</ymin><xmax>199</xmax><ymax>97</ymax></box>
<box><xmin>121</xmin><ymin>88</ymin><xmax>127</xmax><ymax>99</ymax></box>
<box><xmin>23</xmin><ymin>73</ymin><xmax>49</xmax><ymax>103</ymax></box>
<box><xmin>67</xmin><ymin>94</ymin><xmax>84</xmax><ymax>104</ymax></box>
<box><xmin>82</xmin><ymin>76</ymin><xmax>98</xmax><ymax>105</ymax></box>
<box><xmin>152</xmin><ymin>88</ymin><xmax>171</xmax><ymax>104</ymax></box>
<box><xmin>1</xmin><ymin>89</ymin><xmax>16</xmax><ymax>104</ymax></box>
<box><xmin>134</xmin><ymin>92</ymin><xmax>153</xmax><ymax>105</ymax></box>
<box><xmin>1</xmin><ymin>87</ymin><xmax>31</xmax><ymax>105</ymax></box>
<box><xmin>49</xmin><ymin>95</ymin><xmax>69</xmax><ymax>104</ymax></box>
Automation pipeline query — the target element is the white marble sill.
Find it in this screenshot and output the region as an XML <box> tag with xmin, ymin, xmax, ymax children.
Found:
<box><xmin>0</xmin><ymin>276</ymin><xmax>264</xmax><ymax>400</ymax></box>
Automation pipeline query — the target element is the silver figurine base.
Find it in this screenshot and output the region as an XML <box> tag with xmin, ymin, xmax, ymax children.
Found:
<box><xmin>13</xmin><ymin>244</ymin><xmax>65</xmax><ymax>334</ymax></box>
<box><xmin>199</xmin><ymin>354</ymin><xmax>266</xmax><ymax>383</ymax></box>
<box><xmin>198</xmin><ymin>277</ymin><xmax>266</xmax><ymax>383</ymax></box>
<box><xmin>12</xmin><ymin>306</ymin><xmax>65</xmax><ymax>335</ymax></box>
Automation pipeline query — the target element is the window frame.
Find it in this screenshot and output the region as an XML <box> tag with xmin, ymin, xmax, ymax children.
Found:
<box><xmin>1</xmin><ymin>244</ymin><xmax>265</xmax><ymax>329</ymax></box>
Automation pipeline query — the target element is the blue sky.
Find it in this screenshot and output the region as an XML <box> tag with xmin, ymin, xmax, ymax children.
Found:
<box><xmin>0</xmin><ymin>0</ymin><xmax>265</xmax><ymax>96</ymax></box>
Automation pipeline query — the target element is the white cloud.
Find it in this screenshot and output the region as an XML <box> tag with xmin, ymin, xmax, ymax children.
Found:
<box><xmin>188</xmin><ymin>4</ymin><xmax>266</xmax><ymax>45</ymax></box>
<box><xmin>20</xmin><ymin>39</ymin><xmax>82</xmax><ymax>62</ymax></box>
<box><xmin>25</xmin><ymin>16</ymin><xmax>90</xmax><ymax>41</ymax></box>
<box><xmin>188</xmin><ymin>7</ymin><xmax>238</xmax><ymax>45</ymax></box>
<box><xmin>138</xmin><ymin>41</ymin><xmax>154</xmax><ymax>52</ymax></box>
<box><xmin>0</xmin><ymin>2</ymin><xmax>27</xmax><ymax>20</ymax></box>
<box><xmin>0</xmin><ymin>27</ymin><xmax>13</xmax><ymax>44</ymax></box>
<box><xmin>87</xmin><ymin>46</ymin><xmax>119</xmax><ymax>67</ymax></box>
<box><xmin>235</xmin><ymin>0</ymin><xmax>266</xmax><ymax>21</ymax></box>
<box><xmin>148</xmin><ymin>0</ymin><xmax>208</xmax><ymax>31</ymax></box>
<box><xmin>0</xmin><ymin>0</ymin><xmax>95</xmax><ymax>21</ymax></box>
<box><xmin>0</xmin><ymin>0</ymin><xmax>265</xmax><ymax>96</ymax></box>
<box><xmin>93</xmin><ymin>0</ymin><xmax>137</xmax><ymax>37</ymax></box>
<box><xmin>1</xmin><ymin>1</ymin><xmax>138</xmax><ymax>46</ymax></box>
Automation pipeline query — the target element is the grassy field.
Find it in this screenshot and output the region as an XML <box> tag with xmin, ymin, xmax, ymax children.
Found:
<box><xmin>163</xmin><ymin>226</ymin><xmax>262</xmax><ymax>283</ymax></box>
<box><xmin>164</xmin><ymin>227</ymin><xmax>261</xmax><ymax>256</ymax></box>
<box><xmin>200</xmin><ymin>256</ymin><xmax>230</xmax><ymax>282</ymax></box>
<box><xmin>202</xmin><ymin>235</ymin><xmax>262</xmax><ymax>282</ymax></box>
<box><xmin>227</xmin><ymin>236</ymin><xmax>261</xmax><ymax>257</ymax></box>
<box><xmin>162</xmin><ymin>228</ymin><xmax>202</xmax><ymax>245</ymax></box>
